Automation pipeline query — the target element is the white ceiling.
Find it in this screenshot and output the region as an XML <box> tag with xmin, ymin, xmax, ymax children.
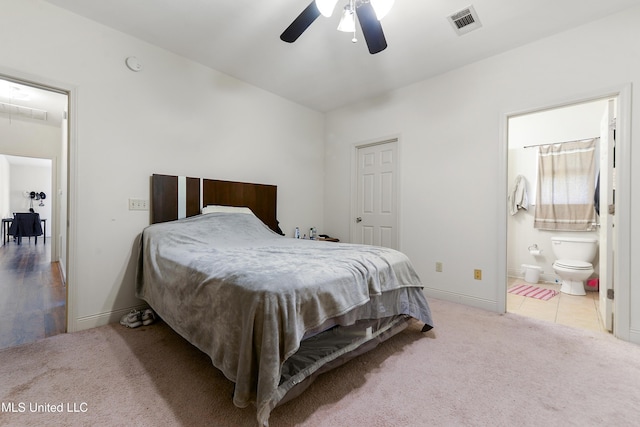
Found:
<box><xmin>0</xmin><ymin>78</ymin><xmax>67</xmax><ymax>126</ymax></box>
<box><xmin>33</xmin><ymin>0</ymin><xmax>640</xmax><ymax>112</ymax></box>
<box><xmin>3</xmin><ymin>154</ymin><xmax>52</xmax><ymax>168</ymax></box>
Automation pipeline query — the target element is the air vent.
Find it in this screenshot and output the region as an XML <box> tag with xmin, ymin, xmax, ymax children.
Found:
<box><xmin>448</xmin><ymin>5</ymin><xmax>482</xmax><ymax>36</ymax></box>
<box><xmin>0</xmin><ymin>101</ymin><xmax>48</xmax><ymax>121</ymax></box>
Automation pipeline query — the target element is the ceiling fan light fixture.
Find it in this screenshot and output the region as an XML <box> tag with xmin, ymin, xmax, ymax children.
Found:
<box><xmin>315</xmin><ymin>0</ymin><xmax>339</xmax><ymax>17</ymax></box>
<box><xmin>337</xmin><ymin>5</ymin><xmax>355</xmax><ymax>32</ymax></box>
<box><xmin>370</xmin><ymin>0</ymin><xmax>394</xmax><ymax>20</ymax></box>
<box><xmin>281</xmin><ymin>0</ymin><xmax>387</xmax><ymax>54</ymax></box>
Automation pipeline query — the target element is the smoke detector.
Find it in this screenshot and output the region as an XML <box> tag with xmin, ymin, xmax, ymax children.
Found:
<box><xmin>447</xmin><ymin>5</ymin><xmax>482</xmax><ymax>36</ymax></box>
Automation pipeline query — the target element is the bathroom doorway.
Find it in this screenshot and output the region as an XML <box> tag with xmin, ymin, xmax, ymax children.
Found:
<box><xmin>505</xmin><ymin>96</ymin><xmax>617</xmax><ymax>334</ymax></box>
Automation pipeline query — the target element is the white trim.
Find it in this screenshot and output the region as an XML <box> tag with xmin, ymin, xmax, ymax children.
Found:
<box><xmin>396</xmin><ymin>135</ymin><xmax>403</xmax><ymax>251</ymax></box>
<box><xmin>50</xmin><ymin>156</ymin><xmax>59</xmax><ymax>262</ymax></box>
<box><xmin>75</xmin><ymin>305</ymin><xmax>148</xmax><ymax>331</ymax></box>
<box><xmin>497</xmin><ymin>110</ymin><xmax>508</xmax><ymax>314</ymax></box>
<box><xmin>500</xmin><ymin>83</ymin><xmax>632</xmax><ymax>342</ymax></box>
<box><xmin>66</xmin><ymin>85</ymin><xmax>78</xmax><ymax>333</ymax></box>
<box><xmin>424</xmin><ymin>288</ymin><xmax>499</xmax><ymax>312</ymax></box>
<box><xmin>613</xmin><ymin>83</ymin><xmax>632</xmax><ymax>343</ymax></box>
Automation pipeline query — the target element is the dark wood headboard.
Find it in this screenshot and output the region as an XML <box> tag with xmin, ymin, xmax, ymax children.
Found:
<box><xmin>151</xmin><ymin>174</ymin><xmax>200</xmax><ymax>224</ymax></box>
<box><xmin>151</xmin><ymin>174</ymin><xmax>283</xmax><ymax>235</ymax></box>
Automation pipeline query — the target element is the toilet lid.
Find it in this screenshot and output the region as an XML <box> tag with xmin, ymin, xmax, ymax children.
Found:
<box><xmin>554</xmin><ymin>259</ymin><xmax>592</xmax><ymax>270</ymax></box>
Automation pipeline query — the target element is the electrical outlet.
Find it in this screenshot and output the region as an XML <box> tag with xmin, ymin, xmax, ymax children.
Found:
<box><xmin>435</xmin><ymin>262</ymin><xmax>443</xmax><ymax>272</ymax></box>
<box><xmin>474</xmin><ymin>269</ymin><xmax>482</xmax><ymax>280</ymax></box>
<box><xmin>129</xmin><ymin>198</ymin><xmax>149</xmax><ymax>211</ymax></box>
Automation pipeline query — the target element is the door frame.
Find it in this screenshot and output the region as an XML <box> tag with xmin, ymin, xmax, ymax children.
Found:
<box><xmin>498</xmin><ymin>83</ymin><xmax>631</xmax><ymax>341</ymax></box>
<box><xmin>0</xmin><ymin>66</ymin><xmax>78</xmax><ymax>333</ymax></box>
<box><xmin>599</xmin><ymin>99</ymin><xmax>615</xmax><ymax>331</ymax></box>
<box><xmin>350</xmin><ymin>135</ymin><xmax>402</xmax><ymax>249</ymax></box>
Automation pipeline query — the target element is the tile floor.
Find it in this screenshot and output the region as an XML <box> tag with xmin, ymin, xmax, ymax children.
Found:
<box><xmin>507</xmin><ymin>277</ymin><xmax>607</xmax><ymax>333</ymax></box>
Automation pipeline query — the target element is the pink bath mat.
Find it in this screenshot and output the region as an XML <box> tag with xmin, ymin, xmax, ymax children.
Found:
<box><xmin>508</xmin><ymin>284</ymin><xmax>559</xmax><ymax>301</ymax></box>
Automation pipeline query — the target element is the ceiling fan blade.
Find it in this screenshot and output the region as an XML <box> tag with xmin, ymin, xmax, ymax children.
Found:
<box><xmin>280</xmin><ymin>1</ymin><xmax>322</xmax><ymax>43</ymax></box>
<box><xmin>356</xmin><ymin>1</ymin><xmax>387</xmax><ymax>54</ymax></box>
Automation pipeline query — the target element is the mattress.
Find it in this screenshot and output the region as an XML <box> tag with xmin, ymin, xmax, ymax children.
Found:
<box><xmin>136</xmin><ymin>212</ymin><xmax>433</xmax><ymax>425</ymax></box>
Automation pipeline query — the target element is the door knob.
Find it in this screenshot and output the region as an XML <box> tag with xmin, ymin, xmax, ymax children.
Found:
<box><xmin>356</xmin><ymin>217</ymin><xmax>362</xmax><ymax>223</ymax></box>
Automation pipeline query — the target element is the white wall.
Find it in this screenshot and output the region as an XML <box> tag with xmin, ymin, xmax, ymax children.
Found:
<box><xmin>0</xmin><ymin>117</ymin><xmax>60</xmax><ymax>160</ymax></box>
<box><xmin>0</xmin><ymin>155</ymin><xmax>9</xmax><ymax>218</ymax></box>
<box><xmin>325</xmin><ymin>7</ymin><xmax>640</xmax><ymax>342</ymax></box>
<box><xmin>507</xmin><ymin>99</ymin><xmax>608</xmax><ymax>283</ymax></box>
<box><xmin>1</xmin><ymin>0</ymin><xmax>325</xmax><ymax>330</ymax></box>
<box><xmin>9</xmin><ymin>162</ymin><xmax>52</xmax><ymax>230</ymax></box>
<box><xmin>0</xmin><ymin>116</ymin><xmax>60</xmax><ymax>234</ymax></box>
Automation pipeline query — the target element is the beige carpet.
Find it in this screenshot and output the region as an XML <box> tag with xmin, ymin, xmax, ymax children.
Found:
<box><xmin>2</xmin><ymin>298</ymin><xmax>640</xmax><ymax>427</ymax></box>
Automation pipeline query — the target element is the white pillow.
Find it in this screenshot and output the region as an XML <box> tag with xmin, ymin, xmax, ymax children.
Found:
<box><xmin>202</xmin><ymin>205</ymin><xmax>255</xmax><ymax>215</ymax></box>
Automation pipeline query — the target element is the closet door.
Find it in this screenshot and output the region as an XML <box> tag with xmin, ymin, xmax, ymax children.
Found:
<box><xmin>353</xmin><ymin>139</ymin><xmax>399</xmax><ymax>249</ymax></box>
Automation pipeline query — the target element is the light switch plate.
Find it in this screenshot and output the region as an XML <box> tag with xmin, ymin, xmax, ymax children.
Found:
<box><xmin>129</xmin><ymin>198</ymin><xmax>148</xmax><ymax>210</ymax></box>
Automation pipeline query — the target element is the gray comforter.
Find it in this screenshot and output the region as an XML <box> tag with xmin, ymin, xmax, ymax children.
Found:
<box><xmin>136</xmin><ymin>212</ymin><xmax>432</xmax><ymax>425</ymax></box>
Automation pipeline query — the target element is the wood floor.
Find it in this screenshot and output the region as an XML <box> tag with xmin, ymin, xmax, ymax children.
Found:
<box><xmin>0</xmin><ymin>238</ymin><xmax>66</xmax><ymax>350</ymax></box>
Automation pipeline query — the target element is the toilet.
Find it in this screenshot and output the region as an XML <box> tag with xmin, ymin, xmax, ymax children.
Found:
<box><xmin>551</xmin><ymin>236</ymin><xmax>598</xmax><ymax>296</ymax></box>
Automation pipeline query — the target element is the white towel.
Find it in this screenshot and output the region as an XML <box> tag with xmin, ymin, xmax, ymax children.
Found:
<box><xmin>509</xmin><ymin>175</ymin><xmax>529</xmax><ymax>215</ymax></box>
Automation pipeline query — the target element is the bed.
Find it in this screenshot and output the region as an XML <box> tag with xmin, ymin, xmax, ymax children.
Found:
<box><xmin>136</xmin><ymin>174</ymin><xmax>433</xmax><ymax>426</ymax></box>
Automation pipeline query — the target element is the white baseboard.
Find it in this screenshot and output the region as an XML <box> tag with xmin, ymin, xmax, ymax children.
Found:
<box><xmin>423</xmin><ymin>287</ymin><xmax>498</xmax><ymax>312</ymax></box>
<box><xmin>628</xmin><ymin>329</ymin><xmax>640</xmax><ymax>346</ymax></box>
<box><xmin>507</xmin><ymin>269</ymin><xmax>559</xmax><ymax>285</ymax></box>
<box><xmin>73</xmin><ymin>305</ymin><xmax>148</xmax><ymax>331</ymax></box>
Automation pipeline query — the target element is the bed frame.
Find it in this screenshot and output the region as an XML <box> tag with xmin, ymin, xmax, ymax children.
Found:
<box><xmin>151</xmin><ymin>173</ymin><xmax>283</xmax><ymax>234</ymax></box>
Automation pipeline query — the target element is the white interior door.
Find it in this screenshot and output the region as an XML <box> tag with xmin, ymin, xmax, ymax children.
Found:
<box><xmin>354</xmin><ymin>140</ymin><xmax>398</xmax><ymax>249</ymax></box>
<box><xmin>599</xmin><ymin>99</ymin><xmax>615</xmax><ymax>331</ymax></box>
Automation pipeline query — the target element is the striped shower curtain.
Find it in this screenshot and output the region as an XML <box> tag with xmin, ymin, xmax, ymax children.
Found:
<box><xmin>534</xmin><ymin>138</ymin><xmax>597</xmax><ymax>231</ymax></box>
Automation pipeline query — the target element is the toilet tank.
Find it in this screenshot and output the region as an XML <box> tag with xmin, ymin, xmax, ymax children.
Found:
<box><xmin>551</xmin><ymin>236</ymin><xmax>598</xmax><ymax>262</ymax></box>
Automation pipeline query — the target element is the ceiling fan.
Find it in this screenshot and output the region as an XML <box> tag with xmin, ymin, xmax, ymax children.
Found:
<box><xmin>280</xmin><ymin>0</ymin><xmax>393</xmax><ymax>54</ymax></box>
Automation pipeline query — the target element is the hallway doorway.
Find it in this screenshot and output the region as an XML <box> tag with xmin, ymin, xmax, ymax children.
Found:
<box><xmin>0</xmin><ymin>76</ymin><xmax>69</xmax><ymax>348</ymax></box>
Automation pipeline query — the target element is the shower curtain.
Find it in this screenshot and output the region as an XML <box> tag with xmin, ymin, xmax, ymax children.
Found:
<box><xmin>534</xmin><ymin>138</ymin><xmax>597</xmax><ymax>231</ymax></box>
